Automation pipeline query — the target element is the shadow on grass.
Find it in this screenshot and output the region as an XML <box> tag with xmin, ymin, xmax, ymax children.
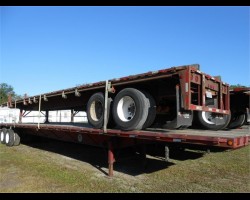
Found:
<box><xmin>20</xmin><ymin>136</ymin><xmax>223</xmax><ymax>176</ymax></box>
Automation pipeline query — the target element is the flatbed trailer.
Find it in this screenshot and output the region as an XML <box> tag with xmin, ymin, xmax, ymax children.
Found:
<box><xmin>3</xmin><ymin>64</ymin><xmax>231</xmax><ymax>131</ymax></box>
<box><xmin>1</xmin><ymin>64</ymin><xmax>248</xmax><ymax>176</ymax></box>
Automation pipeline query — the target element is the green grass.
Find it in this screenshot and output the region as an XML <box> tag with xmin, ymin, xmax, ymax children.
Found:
<box><xmin>144</xmin><ymin>147</ymin><xmax>250</xmax><ymax>192</ymax></box>
<box><xmin>0</xmin><ymin>141</ymin><xmax>249</xmax><ymax>193</ymax></box>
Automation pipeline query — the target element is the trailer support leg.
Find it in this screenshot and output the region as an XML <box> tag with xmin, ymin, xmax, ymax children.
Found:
<box><xmin>140</xmin><ymin>144</ymin><xmax>147</xmax><ymax>169</ymax></box>
<box><xmin>165</xmin><ymin>145</ymin><xmax>169</xmax><ymax>162</ymax></box>
<box><xmin>108</xmin><ymin>141</ymin><xmax>115</xmax><ymax>177</ymax></box>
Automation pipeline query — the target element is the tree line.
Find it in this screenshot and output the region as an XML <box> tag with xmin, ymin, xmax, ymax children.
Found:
<box><xmin>0</xmin><ymin>83</ymin><xmax>22</xmax><ymax>105</ymax></box>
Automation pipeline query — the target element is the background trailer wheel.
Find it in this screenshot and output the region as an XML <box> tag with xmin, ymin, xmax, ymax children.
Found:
<box><xmin>5</xmin><ymin>129</ymin><xmax>15</xmax><ymax>147</ymax></box>
<box><xmin>86</xmin><ymin>92</ymin><xmax>112</xmax><ymax>129</ymax></box>
<box><xmin>227</xmin><ymin>113</ymin><xmax>246</xmax><ymax>129</ymax></box>
<box><xmin>1</xmin><ymin>128</ymin><xmax>7</xmax><ymax>144</ymax></box>
<box><xmin>14</xmin><ymin>132</ymin><xmax>21</xmax><ymax>146</ymax></box>
<box><xmin>112</xmin><ymin>88</ymin><xmax>149</xmax><ymax>130</ymax></box>
<box><xmin>0</xmin><ymin>129</ymin><xmax>2</xmax><ymax>143</ymax></box>
<box><xmin>195</xmin><ymin>111</ymin><xmax>231</xmax><ymax>130</ymax></box>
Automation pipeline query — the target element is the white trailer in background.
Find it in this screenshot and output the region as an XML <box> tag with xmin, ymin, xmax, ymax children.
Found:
<box><xmin>0</xmin><ymin>107</ymin><xmax>19</xmax><ymax>123</ymax></box>
<box><xmin>0</xmin><ymin>107</ymin><xmax>87</xmax><ymax>124</ymax></box>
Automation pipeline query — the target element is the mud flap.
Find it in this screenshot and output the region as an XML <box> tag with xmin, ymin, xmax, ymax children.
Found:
<box><xmin>163</xmin><ymin>111</ymin><xmax>193</xmax><ymax>129</ymax></box>
<box><xmin>163</xmin><ymin>85</ymin><xmax>193</xmax><ymax>129</ymax></box>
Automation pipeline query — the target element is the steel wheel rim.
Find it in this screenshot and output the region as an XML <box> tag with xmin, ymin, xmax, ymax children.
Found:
<box><xmin>5</xmin><ymin>133</ymin><xmax>9</xmax><ymax>144</ymax></box>
<box><xmin>90</xmin><ymin>100</ymin><xmax>103</xmax><ymax>121</ymax></box>
<box><xmin>0</xmin><ymin>131</ymin><xmax>4</xmax><ymax>141</ymax></box>
<box><xmin>202</xmin><ymin>111</ymin><xmax>215</xmax><ymax>124</ymax></box>
<box><xmin>117</xmin><ymin>96</ymin><xmax>136</xmax><ymax>122</ymax></box>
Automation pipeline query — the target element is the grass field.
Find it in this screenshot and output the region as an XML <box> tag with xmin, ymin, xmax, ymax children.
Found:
<box><xmin>0</xmin><ymin>135</ymin><xmax>249</xmax><ymax>193</ymax></box>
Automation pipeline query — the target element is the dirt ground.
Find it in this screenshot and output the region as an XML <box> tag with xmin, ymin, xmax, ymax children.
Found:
<box><xmin>0</xmin><ymin>126</ymin><xmax>249</xmax><ymax>193</ymax></box>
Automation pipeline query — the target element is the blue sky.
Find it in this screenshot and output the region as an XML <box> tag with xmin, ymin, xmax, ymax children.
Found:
<box><xmin>0</xmin><ymin>6</ymin><xmax>249</xmax><ymax>96</ymax></box>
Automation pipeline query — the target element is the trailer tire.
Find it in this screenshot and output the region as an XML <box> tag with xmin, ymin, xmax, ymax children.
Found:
<box><xmin>196</xmin><ymin>111</ymin><xmax>231</xmax><ymax>130</ymax></box>
<box><xmin>227</xmin><ymin>113</ymin><xmax>245</xmax><ymax>129</ymax></box>
<box><xmin>5</xmin><ymin>129</ymin><xmax>15</xmax><ymax>147</ymax></box>
<box><xmin>87</xmin><ymin>92</ymin><xmax>112</xmax><ymax>129</ymax></box>
<box><xmin>245</xmin><ymin>112</ymin><xmax>250</xmax><ymax>125</ymax></box>
<box><xmin>1</xmin><ymin>128</ymin><xmax>7</xmax><ymax>144</ymax></box>
<box><xmin>14</xmin><ymin>132</ymin><xmax>21</xmax><ymax>146</ymax></box>
<box><xmin>141</xmin><ymin>91</ymin><xmax>156</xmax><ymax>129</ymax></box>
<box><xmin>112</xmin><ymin>88</ymin><xmax>149</xmax><ymax>130</ymax></box>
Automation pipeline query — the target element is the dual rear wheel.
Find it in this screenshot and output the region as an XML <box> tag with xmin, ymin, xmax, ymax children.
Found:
<box><xmin>195</xmin><ymin>111</ymin><xmax>231</xmax><ymax>130</ymax></box>
<box><xmin>87</xmin><ymin>88</ymin><xmax>156</xmax><ymax>131</ymax></box>
<box><xmin>112</xmin><ymin>88</ymin><xmax>156</xmax><ymax>130</ymax></box>
<box><xmin>87</xmin><ymin>88</ymin><xmax>231</xmax><ymax>131</ymax></box>
<box><xmin>227</xmin><ymin>113</ymin><xmax>246</xmax><ymax>129</ymax></box>
<box><xmin>0</xmin><ymin>128</ymin><xmax>20</xmax><ymax>146</ymax></box>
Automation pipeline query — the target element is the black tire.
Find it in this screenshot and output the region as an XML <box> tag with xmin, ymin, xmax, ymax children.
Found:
<box><xmin>1</xmin><ymin>128</ymin><xmax>7</xmax><ymax>144</ymax></box>
<box><xmin>196</xmin><ymin>111</ymin><xmax>231</xmax><ymax>130</ymax></box>
<box><xmin>86</xmin><ymin>92</ymin><xmax>112</xmax><ymax>129</ymax></box>
<box><xmin>245</xmin><ymin>112</ymin><xmax>250</xmax><ymax>125</ymax></box>
<box><xmin>141</xmin><ymin>91</ymin><xmax>156</xmax><ymax>129</ymax></box>
<box><xmin>220</xmin><ymin>113</ymin><xmax>232</xmax><ymax>130</ymax></box>
<box><xmin>112</xmin><ymin>88</ymin><xmax>149</xmax><ymax>130</ymax></box>
<box><xmin>227</xmin><ymin>113</ymin><xmax>246</xmax><ymax>129</ymax></box>
<box><xmin>14</xmin><ymin>132</ymin><xmax>21</xmax><ymax>146</ymax></box>
<box><xmin>5</xmin><ymin>129</ymin><xmax>15</xmax><ymax>147</ymax></box>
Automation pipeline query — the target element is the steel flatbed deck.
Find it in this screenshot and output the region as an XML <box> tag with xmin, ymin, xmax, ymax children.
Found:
<box><xmin>1</xmin><ymin>123</ymin><xmax>249</xmax><ymax>149</ymax></box>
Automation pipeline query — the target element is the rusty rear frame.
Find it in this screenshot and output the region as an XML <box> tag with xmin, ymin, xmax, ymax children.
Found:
<box><xmin>178</xmin><ymin>65</ymin><xmax>229</xmax><ymax>114</ymax></box>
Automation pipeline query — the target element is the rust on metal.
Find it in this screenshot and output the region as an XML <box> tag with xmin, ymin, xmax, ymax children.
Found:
<box><xmin>108</xmin><ymin>141</ymin><xmax>115</xmax><ymax>177</ymax></box>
